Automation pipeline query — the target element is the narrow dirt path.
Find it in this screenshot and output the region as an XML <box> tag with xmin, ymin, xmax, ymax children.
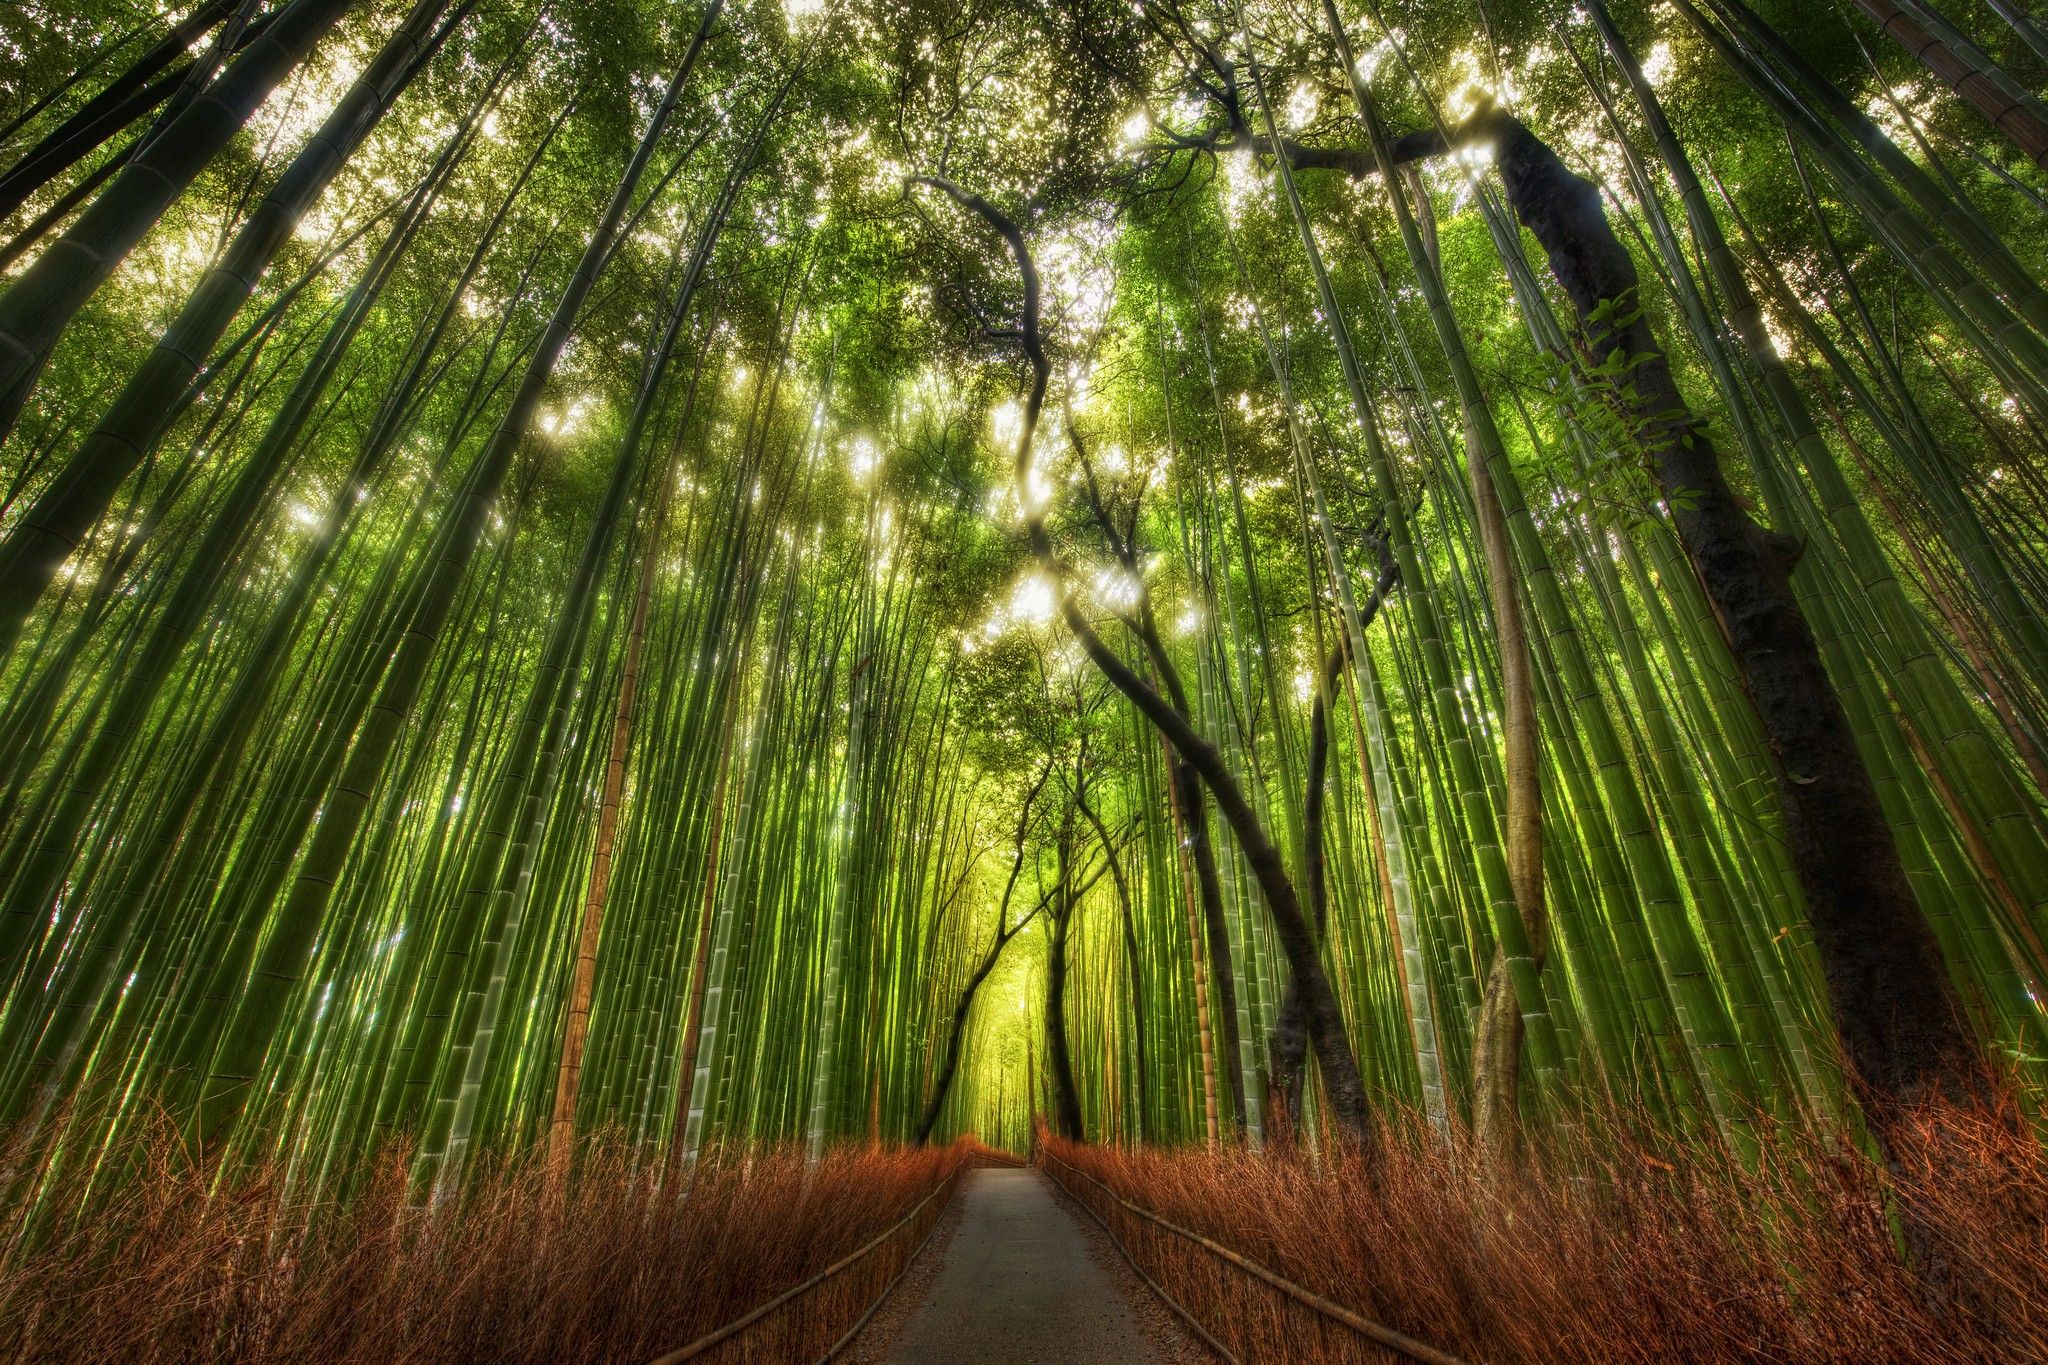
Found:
<box><xmin>862</xmin><ymin>1166</ymin><xmax>1200</xmax><ymax>1364</ymax></box>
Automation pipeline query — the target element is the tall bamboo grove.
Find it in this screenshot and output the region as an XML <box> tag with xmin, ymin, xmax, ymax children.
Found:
<box><xmin>0</xmin><ymin>0</ymin><xmax>2043</xmax><ymax>1207</ymax></box>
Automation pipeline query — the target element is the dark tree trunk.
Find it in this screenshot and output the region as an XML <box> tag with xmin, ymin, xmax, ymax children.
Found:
<box><xmin>1178</xmin><ymin>760</ymin><xmax>1246</xmax><ymax>1134</ymax></box>
<box><xmin>1270</xmin><ymin>638</ymin><xmax>1344</xmax><ymax>1134</ymax></box>
<box><xmin>917</xmin><ymin>930</ymin><xmax>1013</xmax><ymax>1143</ymax></box>
<box><xmin>1046</xmin><ymin>844</ymin><xmax>1086</xmax><ymax>1142</ymax></box>
<box><xmin>1271</xmin><ymin>552</ymin><xmax>1396</xmax><ymax>1136</ymax></box>
<box><xmin>1469</xmin><ymin>110</ymin><xmax>1984</xmax><ymax>1124</ymax></box>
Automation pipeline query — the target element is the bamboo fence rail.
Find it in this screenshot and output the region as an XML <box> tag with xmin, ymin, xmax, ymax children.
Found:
<box><xmin>649</xmin><ymin>1152</ymin><xmax>1014</xmax><ymax>1364</ymax></box>
<box><xmin>1040</xmin><ymin>1150</ymin><xmax>1472</xmax><ymax>1365</ymax></box>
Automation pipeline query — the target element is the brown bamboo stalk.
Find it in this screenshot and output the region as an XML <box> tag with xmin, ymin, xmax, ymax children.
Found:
<box><xmin>1853</xmin><ymin>0</ymin><xmax>2048</xmax><ymax>169</ymax></box>
<box><xmin>1165</xmin><ymin>732</ymin><xmax>1220</xmax><ymax>1150</ymax></box>
<box><xmin>547</xmin><ymin>456</ymin><xmax>684</xmax><ymax>1175</ymax></box>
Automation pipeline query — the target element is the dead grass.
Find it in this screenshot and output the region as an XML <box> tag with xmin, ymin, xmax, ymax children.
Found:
<box><xmin>1043</xmin><ymin>1098</ymin><xmax>2048</xmax><ymax>1363</ymax></box>
<box><xmin>10</xmin><ymin>1096</ymin><xmax>2043</xmax><ymax>1364</ymax></box>
<box><xmin>0</xmin><ymin>1116</ymin><xmax>985</xmax><ymax>1364</ymax></box>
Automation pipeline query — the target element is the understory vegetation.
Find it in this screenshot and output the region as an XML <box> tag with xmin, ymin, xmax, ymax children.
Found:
<box><xmin>0</xmin><ymin>1123</ymin><xmax>976</xmax><ymax>1363</ymax></box>
<box><xmin>1047</xmin><ymin>1101</ymin><xmax>2048</xmax><ymax>1361</ymax></box>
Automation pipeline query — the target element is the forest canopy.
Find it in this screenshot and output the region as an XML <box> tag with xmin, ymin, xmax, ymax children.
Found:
<box><xmin>0</xmin><ymin>0</ymin><xmax>2044</xmax><ymax>1235</ymax></box>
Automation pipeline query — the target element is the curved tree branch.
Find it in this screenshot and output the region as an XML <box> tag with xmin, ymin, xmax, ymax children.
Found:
<box><xmin>911</xmin><ymin>172</ymin><xmax>1373</xmax><ymax>1143</ymax></box>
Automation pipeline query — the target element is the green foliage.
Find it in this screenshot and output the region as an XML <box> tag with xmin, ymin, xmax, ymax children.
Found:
<box><xmin>0</xmin><ymin>0</ymin><xmax>2043</xmax><ymax>1197</ymax></box>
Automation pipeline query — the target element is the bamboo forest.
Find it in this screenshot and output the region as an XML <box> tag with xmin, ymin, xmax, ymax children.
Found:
<box><xmin>4</xmin><ymin>0</ymin><xmax>2048</xmax><ymax>1357</ymax></box>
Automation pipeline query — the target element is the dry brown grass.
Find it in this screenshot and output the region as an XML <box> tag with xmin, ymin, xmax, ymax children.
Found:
<box><xmin>0</xmin><ymin>1116</ymin><xmax>986</xmax><ymax>1364</ymax></box>
<box><xmin>11</xmin><ymin>1097</ymin><xmax>2043</xmax><ymax>1364</ymax></box>
<box><xmin>1044</xmin><ymin>1099</ymin><xmax>2048</xmax><ymax>1363</ymax></box>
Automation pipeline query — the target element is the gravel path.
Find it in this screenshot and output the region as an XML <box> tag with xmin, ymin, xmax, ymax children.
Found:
<box><xmin>847</xmin><ymin>1166</ymin><xmax>1208</xmax><ymax>1365</ymax></box>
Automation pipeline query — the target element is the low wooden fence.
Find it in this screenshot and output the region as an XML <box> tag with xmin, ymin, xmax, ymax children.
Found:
<box><xmin>1040</xmin><ymin>1150</ymin><xmax>1473</xmax><ymax>1365</ymax></box>
<box><xmin>648</xmin><ymin>1159</ymin><xmax>966</xmax><ymax>1365</ymax></box>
